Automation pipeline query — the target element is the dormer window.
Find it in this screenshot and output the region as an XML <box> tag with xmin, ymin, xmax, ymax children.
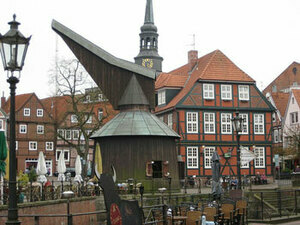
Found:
<box><xmin>158</xmin><ymin>90</ymin><xmax>166</xmax><ymax>105</ymax></box>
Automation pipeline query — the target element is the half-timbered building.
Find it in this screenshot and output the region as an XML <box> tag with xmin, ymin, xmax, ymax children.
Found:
<box><xmin>155</xmin><ymin>50</ymin><xmax>275</xmax><ymax>178</ymax></box>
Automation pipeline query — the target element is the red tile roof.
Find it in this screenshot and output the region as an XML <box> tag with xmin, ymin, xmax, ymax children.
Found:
<box><xmin>155</xmin><ymin>50</ymin><xmax>255</xmax><ymax>112</ymax></box>
<box><xmin>292</xmin><ymin>89</ymin><xmax>300</xmax><ymax>109</ymax></box>
<box><xmin>263</xmin><ymin>62</ymin><xmax>300</xmax><ymax>94</ymax></box>
<box><xmin>2</xmin><ymin>93</ymin><xmax>34</xmax><ymax>114</ymax></box>
<box><xmin>270</xmin><ymin>92</ymin><xmax>289</xmax><ymax>117</ymax></box>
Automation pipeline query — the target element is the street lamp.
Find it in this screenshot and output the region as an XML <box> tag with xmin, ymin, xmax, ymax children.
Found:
<box><xmin>0</xmin><ymin>14</ymin><xmax>31</xmax><ymax>225</ymax></box>
<box><xmin>231</xmin><ymin>111</ymin><xmax>244</xmax><ymax>190</ymax></box>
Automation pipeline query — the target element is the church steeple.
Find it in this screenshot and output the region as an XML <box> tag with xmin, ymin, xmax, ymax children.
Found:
<box><xmin>135</xmin><ymin>0</ymin><xmax>163</xmax><ymax>72</ymax></box>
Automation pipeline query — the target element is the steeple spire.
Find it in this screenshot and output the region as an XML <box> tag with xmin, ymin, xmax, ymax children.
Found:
<box><xmin>144</xmin><ymin>0</ymin><xmax>154</xmax><ymax>24</ymax></box>
<box><xmin>135</xmin><ymin>0</ymin><xmax>163</xmax><ymax>72</ymax></box>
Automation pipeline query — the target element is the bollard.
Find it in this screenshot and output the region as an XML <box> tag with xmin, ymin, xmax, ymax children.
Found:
<box><xmin>62</xmin><ymin>190</ymin><xmax>75</xmax><ymax>225</ymax></box>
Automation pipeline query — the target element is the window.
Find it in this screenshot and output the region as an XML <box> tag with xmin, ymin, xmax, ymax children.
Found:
<box><xmin>73</xmin><ymin>130</ymin><xmax>79</xmax><ymax>140</ymax></box>
<box><xmin>278</xmin><ymin>129</ymin><xmax>282</xmax><ymax>142</ymax></box>
<box><xmin>37</xmin><ymin>125</ymin><xmax>44</xmax><ymax>134</ymax></box>
<box><xmin>98</xmin><ymin>94</ymin><xmax>103</xmax><ymax>101</ymax></box>
<box><xmin>239</xmin><ymin>85</ymin><xmax>249</xmax><ymax>101</ymax></box>
<box><xmin>240</xmin><ymin>114</ymin><xmax>248</xmax><ymax>134</ymax></box>
<box><xmin>158</xmin><ymin>90</ymin><xmax>166</xmax><ymax>105</ymax></box>
<box><xmin>46</xmin><ymin>142</ymin><xmax>54</xmax><ymax>151</ymax></box>
<box><xmin>187</xmin><ymin>147</ymin><xmax>198</xmax><ymax>168</ymax></box>
<box><xmin>254</xmin><ymin>114</ymin><xmax>264</xmax><ymax>134</ymax></box>
<box><xmin>167</xmin><ymin>113</ymin><xmax>173</xmax><ymax>128</ymax></box>
<box><xmin>274</xmin><ymin>130</ymin><xmax>279</xmax><ymax>143</ymax></box>
<box><xmin>56</xmin><ymin>150</ymin><xmax>70</xmax><ymax>162</ymax></box>
<box><xmin>204</xmin><ymin>147</ymin><xmax>215</xmax><ymax>168</ymax></box>
<box><xmin>187</xmin><ymin>112</ymin><xmax>198</xmax><ymax>133</ymax></box>
<box><xmin>292</xmin><ymin>97</ymin><xmax>295</xmax><ymax>104</ymax></box>
<box><xmin>98</xmin><ymin>108</ymin><xmax>103</xmax><ymax>121</ymax></box>
<box><xmin>37</xmin><ymin>109</ymin><xmax>43</xmax><ymax>117</ymax></box>
<box><xmin>19</xmin><ymin>124</ymin><xmax>27</xmax><ymax>134</ymax></box>
<box><xmin>0</xmin><ymin>120</ymin><xmax>3</xmax><ymax>130</ymax></box>
<box><xmin>254</xmin><ymin>147</ymin><xmax>265</xmax><ymax>168</ymax></box>
<box><xmin>203</xmin><ymin>84</ymin><xmax>214</xmax><ymax>99</ymax></box>
<box><xmin>290</xmin><ymin>112</ymin><xmax>298</xmax><ymax>124</ymax></box>
<box><xmin>221</xmin><ymin>113</ymin><xmax>232</xmax><ymax>134</ymax></box>
<box><xmin>57</xmin><ymin>129</ymin><xmax>64</xmax><ymax>139</ymax></box>
<box><xmin>29</xmin><ymin>141</ymin><xmax>37</xmax><ymax>150</ymax></box>
<box><xmin>86</xmin><ymin>95</ymin><xmax>91</xmax><ymax>102</ymax></box>
<box><xmin>16</xmin><ymin>141</ymin><xmax>18</xmax><ymax>150</ymax></box>
<box><xmin>221</xmin><ymin>85</ymin><xmax>232</xmax><ymax>100</ymax></box>
<box><xmin>240</xmin><ymin>147</ymin><xmax>249</xmax><ymax>168</ymax></box>
<box><xmin>85</xmin><ymin>115</ymin><xmax>92</xmax><ymax>124</ymax></box>
<box><xmin>24</xmin><ymin>108</ymin><xmax>30</xmax><ymax>116</ymax></box>
<box><xmin>65</xmin><ymin>130</ymin><xmax>72</xmax><ymax>140</ymax></box>
<box><xmin>71</xmin><ymin>114</ymin><xmax>78</xmax><ymax>123</ymax></box>
<box><xmin>204</xmin><ymin>112</ymin><xmax>215</xmax><ymax>134</ymax></box>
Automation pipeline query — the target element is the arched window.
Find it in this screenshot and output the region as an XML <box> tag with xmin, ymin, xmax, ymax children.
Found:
<box><xmin>146</xmin><ymin>38</ymin><xmax>151</xmax><ymax>49</ymax></box>
<box><xmin>141</xmin><ymin>39</ymin><xmax>144</xmax><ymax>48</ymax></box>
<box><xmin>153</xmin><ymin>38</ymin><xmax>157</xmax><ymax>48</ymax></box>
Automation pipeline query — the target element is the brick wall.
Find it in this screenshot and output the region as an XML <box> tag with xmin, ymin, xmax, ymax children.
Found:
<box><xmin>0</xmin><ymin>197</ymin><xmax>100</xmax><ymax>225</ymax></box>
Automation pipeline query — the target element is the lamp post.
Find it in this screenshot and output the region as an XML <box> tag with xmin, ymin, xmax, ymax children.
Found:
<box><xmin>62</xmin><ymin>191</ymin><xmax>75</xmax><ymax>225</ymax></box>
<box><xmin>231</xmin><ymin>111</ymin><xmax>244</xmax><ymax>190</ymax></box>
<box><xmin>0</xmin><ymin>15</ymin><xmax>31</xmax><ymax>225</ymax></box>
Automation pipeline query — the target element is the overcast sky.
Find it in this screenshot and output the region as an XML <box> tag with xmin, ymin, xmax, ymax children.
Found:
<box><xmin>1</xmin><ymin>0</ymin><xmax>300</xmax><ymax>99</ymax></box>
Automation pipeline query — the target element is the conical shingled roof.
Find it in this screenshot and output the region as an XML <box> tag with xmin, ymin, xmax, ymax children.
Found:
<box><xmin>118</xmin><ymin>74</ymin><xmax>149</xmax><ymax>107</ymax></box>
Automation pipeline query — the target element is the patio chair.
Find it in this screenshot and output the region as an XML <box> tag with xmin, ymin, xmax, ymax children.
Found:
<box><xmin>220</xmin><ymin>203</ymin><xmax>235</xmax><ymax>225</ymax></box>
<box><xmin>235</xmin><ymin>199</ymin><xmax>247</xmax><ymax>225</ymax></box>
<box><xmin>202</xmin><ymin>207</ymin><xmax>218</xmax><ymax>222</ymax></box>
<box><xmin>186</xmin><ymin>210</ymin><xmax>202</xmax><ymax>225</ymax></box>
<box><xmin>151</xmin><ymin>208</ymin><xmax>163</xmax><ymax>225</ymax></box>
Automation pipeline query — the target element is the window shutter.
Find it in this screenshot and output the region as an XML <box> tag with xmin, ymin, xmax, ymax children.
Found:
<box><xmin>163</xmin><ymin>161</ymin><xmax>169</xmax><ymax>177</ymax></box>
<box><xmin>146</xmin><ymin>161</ymin><xmax>153</xmax><ymax>177</ymax></box>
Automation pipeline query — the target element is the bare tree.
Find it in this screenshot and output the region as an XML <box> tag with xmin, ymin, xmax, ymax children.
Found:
<box><xmin>49</xmin><ymin>59</ymin><xmax>110</xmax><ymax>177</ymax></box>
<box><xmin>283</xmin><ymin>124</ymin><xmax>300</xmax><ymax>159</ymax></box>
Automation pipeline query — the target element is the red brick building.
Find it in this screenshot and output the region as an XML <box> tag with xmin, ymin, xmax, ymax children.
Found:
<box><xmin>155</xmin><ymin>50</ymin><xmax>275</xmax><ymax>178</ymax></box>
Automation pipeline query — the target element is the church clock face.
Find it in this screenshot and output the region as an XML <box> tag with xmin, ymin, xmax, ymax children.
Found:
<box><xmin>142</xmin><ymin>58</ymin><xmax>153</xmax><ymax>68</ymax></box>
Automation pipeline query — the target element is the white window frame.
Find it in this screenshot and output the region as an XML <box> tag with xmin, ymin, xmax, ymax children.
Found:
<box><xmin>16</xmin><ymin>141</ymin><xmax>18</xmax><ymax>150</ymax></box>
<box><xmin>65</xmin><ymin>130</ymin><xmax>72</xmax><ymax>140</ymax></box>
<box><xmin>221</xmin><ymin>113</ymin><xmax>232</xmax><ymax>134</ymax></box>
<box><xmin>24</xmin><ymin>108</ymin><xmax>30</xmax><ymax>116</ymax></box>
<box><xmin>57</xmin><ymin>129</ymin><xmax>64</xmax><ymax>139</ymax></box>
<box><xmin>221</xmin><ymin>84</ymin><xmax>232</xmax><ymax>100</ymax></box>
<box><xmin>290</xmin><ymin>112</ymin><xmax>298</xmax><ymax>124</ymax></box>
<box><xmin>203</xmin><ymin>83</ymin><xmax>214</xmax><ymax>99</ymax></box>
<box><xmin>187</xmin><ymin>112</ymin><xmax>198</xmax><ymax>133</ymax></box>
<box><xmin>240</xmin><ymin>146</ymin><xmax>250</xmax><ymax>168</ymax></box>
<box><xmin>98</xmin><ymin>108</ymin><xmax>103</xmax><ymax>121</ymax></box>
<box><xmin>29</xmin><ymin>141</ymin><xmax>37</xmax><ymax>151</ymax></box>
<box><xmin>254</xmin><ymin>114</ymin><xmax>264</xmax><ymax>134</ymax></box>
<box><xmin>71</xmin><ymin>114</ymin><xmax>78</xmax><ymax>123</ymax></box>
<box><xmin>158</xmin><ymin>90</ymin><xmax>166</xmax><ymax>105</ymax></box>
<box><xmin>37</xmin><ymin>125</ymin><xmax>44</xmax><ymax>134</ymax></box>
<box><xmin>37</xmin><ymin>109</ymin><xmax>43</xmax><ymax>117</ymax></box>
<box><xmin>240</xmin><ymin>114</ymin><xmax>248</xmax><ymax>135</ymax></box>
<box><xmin>254</xmin><ymin>147</ymin><xmax>265</xmax><ymax>168</ymax></box>
<box><xmin>73</xmin><ymin>130</ymin><xmax>79</xmax><ymax>140</ymax></box>
<box><xmin>204</xmin><ymin>112</ymin><xmax>215</xmax><ymax>134</ymax></box>
<box><xmin>56</xmin><ymin>149</ymin><xmax>70</xmax><ymax>162</ymax></box>
<box><xmin>46</xmin><ymin>142</ymin><xmax>54</xmax><ymax>151</ymax></box>
<box><xmin>274</xmin><ymin>130</ymin><xmax>279</xmax><ymax>143</ymax></box>
<box><xmin>19</xmin><ymin>124</ymin><xmax>27</xmax><ymax>134</ymax></box>
<box><xmin>238</xmin><ymin>85</ymin><xmax>249</xmax><ymax>101</ymax></box>
<box><xmin>0</xmin><ymin>119</ymin><xmax>3</xmax><ymax>130</ymax></box>
<box><xmin>98</xmin><ymin>94</ymin><xmax>103</xmax><ymax>101</ymax></box>
<box><xmin>187</xmin><ymin>147</ymin><xmax>198</xmax><ymax>168</ymax></box>
<box><xmin>204</xmin><ymin>147</ymin><xmax>215</xmax><ymax>169</ymax></box>
<box><xmin>167</xmin><ymin>113</ymin><xmax>173</xmax><ymax>128</ymax></box>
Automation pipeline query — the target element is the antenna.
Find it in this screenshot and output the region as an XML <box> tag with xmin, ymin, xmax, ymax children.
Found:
<box><xmin>186</xmin><ymin>34</ymin><xmax>196</xmax><ymax>50</ymax></box>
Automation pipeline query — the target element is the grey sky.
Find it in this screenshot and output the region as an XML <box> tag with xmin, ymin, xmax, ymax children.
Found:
<box><xmin>1</xmin><ymin>0</ymin><xmax>300</xmax><ymax>98</ymax></box>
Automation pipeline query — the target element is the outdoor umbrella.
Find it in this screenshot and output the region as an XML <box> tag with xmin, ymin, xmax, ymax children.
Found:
<box><xmin>0</xmin><ymin>130</ymin><xmax>8</xmax><ymax>177</ymax></box>
<box><xmin>74</xmin><ymin>155</ymin><xmax>83</xmax><ymax>183</ymax></box>
<box><xmin>36</xmin><ymin>151</ymin><xmax>47</xmax><ymax>184</ymax></box>
<box><xmin>57</xmin><ymin>151</ymin><xmax>66</xmax><ymax>181</ymax></box>
<box><xmin>94</xmin><ymin>143</ymin><xmax>102</xmax><ymax>180</ymax></box>
<box><xmin>211</xmin><ymin>150</ymin><xmax>222</xmax><ymax>200</ymax></box>
<box><xmin>0</xmin><ymin>131</ymin><xmax>8</xmax><ymax>204</ymax></box>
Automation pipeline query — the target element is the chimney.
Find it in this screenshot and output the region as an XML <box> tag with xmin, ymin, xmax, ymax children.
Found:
<box><xmin>188</xmin><ymin>50</ymin><xmax>198</xmax><ymax>71</ymax></box>
<box><xmin>1</xmin><ymin>92</ymin><xmax>5</xmax><ymax>108</ymax></box>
